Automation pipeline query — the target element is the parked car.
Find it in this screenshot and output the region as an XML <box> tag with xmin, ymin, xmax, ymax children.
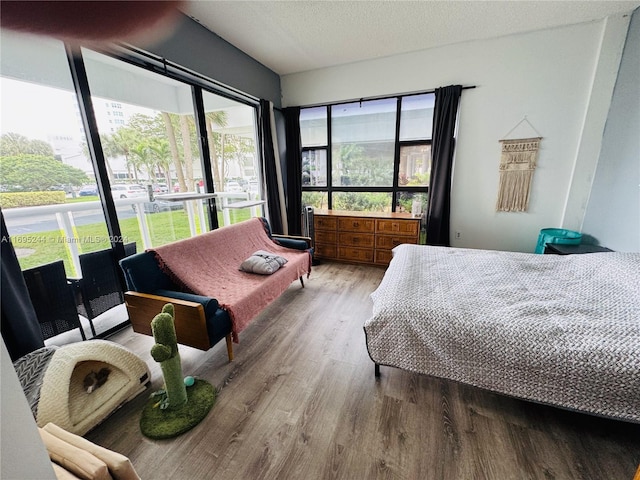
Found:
<box><xmin>153</xmin><ymin>183</ymin><xmax>169</xmax><ymax>194</ymax></box>
<box><xmin>78</xmin><ymin>185</ymin><xmax>98</xmax><ymax>196</ymax></box>
<box><xmin>224</xmin><ymin>181</ymin><xmax>243</xmax><ymax>192</ymax></box>
<box><xmin>49</xmin><ymin>184</ymin><xmax>74</xmax><ymax>194</ymax></box>
<box><xmin>111</xmin><ymin>184</ymin><xmax>148</xmax><ymax>199</ymax></box>
<box><xmin>140</xmin><ymin>200</ymin><xmax>184</xmax><ymax>213</ymax></box>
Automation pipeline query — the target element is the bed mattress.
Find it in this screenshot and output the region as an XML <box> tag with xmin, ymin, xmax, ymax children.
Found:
<box><xmin>364</xmin><ymin>244</ymin><xmax>640</xmax><ymax>422</ymax></box>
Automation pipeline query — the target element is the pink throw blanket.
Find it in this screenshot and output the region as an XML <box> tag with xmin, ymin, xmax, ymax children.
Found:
<box><xmin>150</xmin><ymin>218</ymin><xmax>311</xmax><ymax>342</ymax></box>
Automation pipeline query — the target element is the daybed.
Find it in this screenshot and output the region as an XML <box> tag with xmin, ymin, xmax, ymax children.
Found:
<box><xmin>364</xmin><ymin>244</ymin><xmax>640</xmax><ymax>423</ymax></box>
<box><xmin>120</xmin><ymin>217</ymin><xmax>312</xmax><ymax>357</ymax></box>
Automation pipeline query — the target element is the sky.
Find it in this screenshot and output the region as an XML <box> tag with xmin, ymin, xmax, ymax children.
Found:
<box><xmin>0</xmin><ymin>77</ymin><xmax>84</xmax><ymax>143</ymax></box>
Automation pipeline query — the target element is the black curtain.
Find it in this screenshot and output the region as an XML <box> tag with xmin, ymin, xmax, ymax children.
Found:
<box><xmin>426</xmin><ymin>85</ymin><xmax>463</xmax><ymax>246</ymax></box>
<box><xmin>283</xmin><ymin>106</ymin><xmax>302</xmax><ymax>235</ymax></box>
<box><xmin>260</xmin><ymin>99</ymin><xmax>284</xmax><ymax>234</ymax></box>
<box><xmin>1</xmin><ymin>210</ymin><xmax>44</xmax><ymax>361</ymax></box>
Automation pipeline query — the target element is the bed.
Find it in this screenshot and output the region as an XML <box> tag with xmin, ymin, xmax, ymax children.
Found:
<box><xmin>364</xmin><ymin>244</ymin><xmax>640</xmax><ymax>423</ymax></box>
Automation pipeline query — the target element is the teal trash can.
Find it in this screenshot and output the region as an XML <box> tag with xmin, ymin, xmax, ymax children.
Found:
<box><xmin>535</xmin><ymin>228</ymin><xmax>582</xmax><ymax>254</ymax></box>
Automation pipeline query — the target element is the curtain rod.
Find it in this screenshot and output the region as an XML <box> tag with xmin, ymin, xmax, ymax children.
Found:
<box><xmin>289</xmin><ymin>85</ymin><xmax>476</xmax><ymax>109</ymax></box>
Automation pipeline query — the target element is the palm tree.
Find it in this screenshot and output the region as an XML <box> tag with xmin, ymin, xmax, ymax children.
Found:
<box><xmin>161</xmin><ymin>112</ymin><xmax>187</xmax><ymax>192</ymax></box>
<box><xmin>179</xmin><ymin>115</ymin><xmax>195</xmax><ymax>190</ymax></box>
<box><xmin>148</xmin><ymin>138</ymin><xmax>172</xmax><ymax>186</ymax></box>
<box><xmin>99</xmin><ymin>134</ymin><xmax>120</xmax><ymax>182</ymax></box>
<box><xmin>111</xmin><ymin>128</ymin><xmax>139</xmax><ymax>181</ymax></box>
<box><xmin>129</xmin><ymin>143</ymin><xmax>153</xmax><ymax>183</ymax></box>
<box><xmin>226</xmin><ymin>134</ymin><xmax>255</xmax><ymax>180</ymax></box>
<box><xmin>205</xmin><ymin>111</ymin><xmax>228</xmax><ymax>191</ymax></box>
<box><xmin>0</xmin><ymin>132</ymin><xmax>54</xmax><ymax>157</ymax></box>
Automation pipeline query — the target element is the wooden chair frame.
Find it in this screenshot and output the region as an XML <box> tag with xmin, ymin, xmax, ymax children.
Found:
<box><xmin>124</xmin><ymin>291</ymin><xmax>233</xmax><ymax>361</ymax></box>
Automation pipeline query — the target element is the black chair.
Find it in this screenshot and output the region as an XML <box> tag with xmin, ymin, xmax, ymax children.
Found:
<box><xmin>123</xmin><ymin>242</ymin><xmax>137</xmax><ymax>257</ymax></box>
<box><xmin>22</xmin><ymin>260</ymin><xmax>86</xmax><ymax>341</ymax></box>
<box><xmin>73</xmin><ymin>243</ymin><xmax>136</xmax><ymax>337</ymax></box>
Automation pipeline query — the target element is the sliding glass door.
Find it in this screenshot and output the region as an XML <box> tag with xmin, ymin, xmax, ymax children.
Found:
<box><xmin>83</xmin><ymin>48</ymin><xmax>208</xmax><ymax>248</ymax></box>
<box><xmin>201</xmin><ymin>91</ymin><xmax>262</xmax><ymax>227</ymax></box>
<box><xmin>1</xmin><ymin>29</ymin><xmax>264</xmax><ymax>341</ymax></box>
<box><xmin>0</xmin><ymin>31</ymin><xmax>109</xmax><ymax>276</ymax></box>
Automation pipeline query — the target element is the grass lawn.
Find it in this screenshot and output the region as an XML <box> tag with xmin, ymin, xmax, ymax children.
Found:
<box><xmin>12</xmin><ymin>208</ymin><xmax>253</xmax><ymax>276</ymax></box>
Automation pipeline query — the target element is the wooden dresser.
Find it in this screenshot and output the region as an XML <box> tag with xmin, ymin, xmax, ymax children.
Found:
<box><xmin>313</xmin><ymin>210</ymin><xmax>421</xmax><ymax>266</ymax></box>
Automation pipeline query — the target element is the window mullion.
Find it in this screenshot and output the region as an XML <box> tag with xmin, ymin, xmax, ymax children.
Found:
<box><xmin>326</xmin><ymin>104</ymin><xmax>332</xmax><ymax>210</ymax></box>
<box><xmin>300</xmin><ymin>92</ymin><xmax>434</xmax><ymax>213</ymax></box>
<box><xmin>191</xmin><ymin>86</ymin><xmax>219</xmax><ymax>231</ymax></box>
<box><xmin>64</xmin><ymin>44</ymin><xmax>124</xmax><ymax>261</ymax></box>
<box><xmin>392</xmin><ymin>97</ymin><xmax>402</xmax><ymax>212</ymax></box>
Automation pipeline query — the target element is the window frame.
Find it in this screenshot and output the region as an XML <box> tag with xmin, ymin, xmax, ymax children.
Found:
<box><xmin>1</xmin><ymin>33</ymin><xmax>266</xmax><ymax>337</ymax></box>
<box><xmin>301</xmin><ymin>94</ymin><xmax>433</xmax><ymax>213</ymax></box>
<box><xmin>75</xmin><ymin>45</ymin><xmax>263</xmax><ymax>233</ymax></box>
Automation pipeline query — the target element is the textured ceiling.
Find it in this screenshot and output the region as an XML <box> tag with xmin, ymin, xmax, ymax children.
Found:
<box><xmin>181</xmin><ymin>1</ymin><xmax>639</xmax><ymax>75</ymax></box>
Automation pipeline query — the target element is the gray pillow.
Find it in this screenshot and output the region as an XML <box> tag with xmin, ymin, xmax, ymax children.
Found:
<box><xmin>240</xmin><ymin>250</ymin><xmax>288</xmax><ymax>275</ymax></box>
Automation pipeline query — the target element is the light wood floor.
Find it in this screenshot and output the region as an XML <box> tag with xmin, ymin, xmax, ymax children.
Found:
<box><xmin>87</xmin><ymin>261</ymin><xmax>640</xmax><ymax>480</ymax></box>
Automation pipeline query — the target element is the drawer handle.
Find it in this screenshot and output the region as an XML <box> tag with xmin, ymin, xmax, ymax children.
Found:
<box><xmin>353</xmin><ymin>222</ymin><xmax>359</xmax><ymax>227</ymax></box>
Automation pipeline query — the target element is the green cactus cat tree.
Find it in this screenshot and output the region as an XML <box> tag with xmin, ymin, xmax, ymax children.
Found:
<box><xmin>140</xmin><ymin>304</ymin><xmax>217</xmax><ymax>439</ymax></box>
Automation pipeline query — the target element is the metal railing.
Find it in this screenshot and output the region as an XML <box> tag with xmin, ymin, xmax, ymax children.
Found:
<box><xmin>3</xmin><ymin>191</ymin><xmax>263</xmax><ymax>275</ymax></box>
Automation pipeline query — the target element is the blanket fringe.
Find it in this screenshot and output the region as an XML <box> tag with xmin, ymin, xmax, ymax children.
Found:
<box><xmin>150</xmin><ymin>250</ymin><xmax>191</xmax><ymax>294</ymax></box>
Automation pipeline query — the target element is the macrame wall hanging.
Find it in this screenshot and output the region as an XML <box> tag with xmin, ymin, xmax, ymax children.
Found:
<box><xmin>495</xmin><ymin>117</ymin><xmax>542</xmax><ymax>212</ymax></box>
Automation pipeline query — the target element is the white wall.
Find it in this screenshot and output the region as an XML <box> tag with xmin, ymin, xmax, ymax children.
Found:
<box><xmin>142</xmin><ymin>14</ymin><xmax>282</xmax><ymax>107</ymax></box>
<box><xmin>582</xmin><ymin>8</ymin><xmax>640</xmax><ymax>252</ymax></box>
<box><xmin>282</xmin><ymin>15</ymin><xmax>631</xmax><ymax>252</ymax></box>
<box><xmin>1</xmin><ymin>340</ymin><xmax>55</xmax><ymax>480</ymax></box>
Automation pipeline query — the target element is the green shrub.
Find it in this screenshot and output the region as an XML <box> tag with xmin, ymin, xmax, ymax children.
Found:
<box><xmin>0</xmin><ymin>191</ymin><xmax>66</xmax><ymax>208</ymax></box>
<box><xmin>332</xmin><ymin>191</ymin><xmax>392</xmax><ymax>212</ymax></box>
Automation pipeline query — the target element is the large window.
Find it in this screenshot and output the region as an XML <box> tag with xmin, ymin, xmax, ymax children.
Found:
<box><xmin>331</xmin><ymin>99</ymin><xmax>396</xmax><ymax>188</ymax></box>
<box><xmin>1</xmin><ymin>31</ymin><xmax>262</xmax><ymax>264</ymax></box>
<box><xmin>202</xmin><ymin>91</ymin><xmax>262</xmax><ymax>226</ymax></box>
<box><xmin>0</xmin><ymin>31</ymin><xmax>109</xmax><ymax>277</ymax></box>
<box><xmin>300</xmin><ymin>93</ymin><xmax>434</xmax><ymax>215</ymax></box>
<box><xmin>83</xmin><ymin>49</ymin><xmax>206</xmax><ymax>249</ymax></box>
<box><xmin>0</xmin><ymin>29</ymin><xmax>262</xmax><ymax>338</ymax></box>
<box><xmin>82</xmin><ymin>50</ymin><xmax>262</xmax><ymax>248</ymax></box>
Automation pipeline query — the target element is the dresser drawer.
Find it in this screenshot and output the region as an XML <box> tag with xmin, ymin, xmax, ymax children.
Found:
<box><xmin>313</xmin><ymin>211</ymin><xmax>418</xmax><ymax>266</ymax></box>
<box><xmin>315</xmin><ymin>230</ymin><xmax>337</xmax><ymax>244</ymax></box>
<box><xmin>315</xmin><ymin>216</ymin><xmax>337</xmax><ymax>230</ymax></box>
<box><xmin>337</xmin><ymin>217</ymin><xmax>375</xmax><ymax>233</ymax></box>
<box><xmin>315</xmin><ymin>244</ymin><xmax>337</xmax><ymax>258</ymax></box>
<box><xmin>338</xmin><ymin>246</ymin><xmax>374</xmax><ymax>263</ymax></box>
<box><xmin>338</xmin><ymin>232</ymin><xmax>374</xmax><ymax>248</ymax></box>
<box><xmin>376</xmin><ymin>234</ymin><xmax>419</xmax><ymax>249</ymax></box>
<box><xmin>376</xmin><ymin>219</ymin><xmax>419</xmax><ymax>236</ymax></box>
<box><xmin>374</xmin><ymin>249</ymin><xmax>394</xmax><ymax>265</ymax></box>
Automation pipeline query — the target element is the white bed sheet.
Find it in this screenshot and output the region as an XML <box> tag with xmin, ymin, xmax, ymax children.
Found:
<box><xmin>364</xmin><ymin>244</ymin><xmax>640</xmax><ymax>422</ymax></box>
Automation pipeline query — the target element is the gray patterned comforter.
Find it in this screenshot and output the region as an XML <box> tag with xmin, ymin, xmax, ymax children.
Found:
<box><xmin>364</xmin><ymin>244</ymin><xmax>640</xmax><ymax>422</ymax></box>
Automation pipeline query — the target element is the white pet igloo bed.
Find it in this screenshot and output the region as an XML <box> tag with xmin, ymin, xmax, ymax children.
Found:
<box><xmin>15</xmin><ymin>340</ymin><xmax>150</xmax><ymax>435</ymax></box>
